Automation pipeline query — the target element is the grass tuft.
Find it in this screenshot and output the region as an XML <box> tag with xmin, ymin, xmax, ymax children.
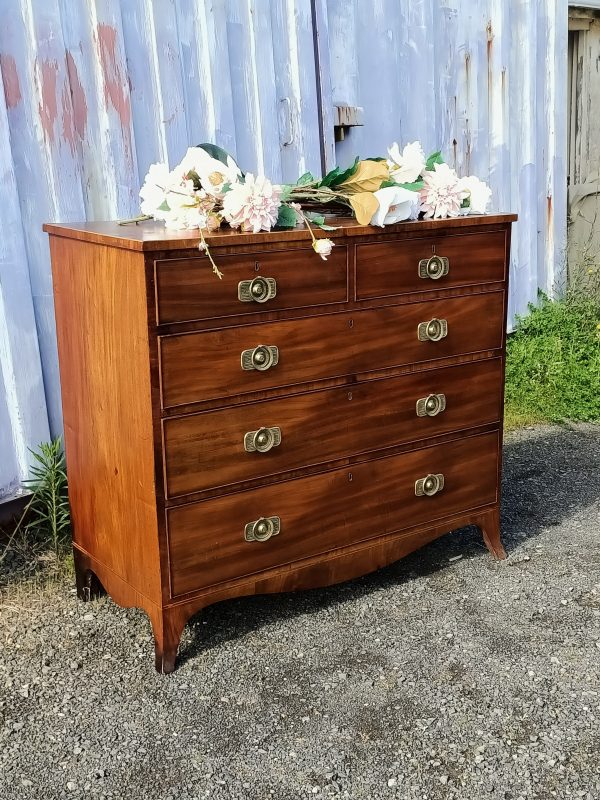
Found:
<box><xmin>504</xmin><ymin>270</ymin><xmax>600</xmax><ymax>428</ymax></box>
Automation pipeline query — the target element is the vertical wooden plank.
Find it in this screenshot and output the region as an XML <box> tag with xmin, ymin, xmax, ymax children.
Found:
<box><xmin>0</xmin><ymin>77</ymin><xmax>50</xmax><ymax>492</ymax></box>
<box><xmin>0</xmin><ymin>0</ymin><xmax>87</xmax><ymax>434</ymax></box>
<box><xmin>310</xmin><ymin>0</ymin><xmax>337</xmax><ymax>173</ymax></box>
<box><xmin>174</xmin><ymin>0</ymin><xmax>236</xmax><ymax>156</ymax></box>
<box><xmin>225</xmin><ymin>0</ymin><xmax>279</xmax><ymax>177</ymax></box>
<box><xmin>269</xmin><ymin>0</ymin><xmax>322</xmax><ymax>180</ymax></box>
<box><xmin>121</xmin><ymin>0</ymin><xmax>188</xmax><ymax>178</ymax></box>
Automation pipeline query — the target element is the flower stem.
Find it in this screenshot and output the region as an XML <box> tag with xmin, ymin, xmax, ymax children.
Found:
<box><xmin>117</xmin><ymin>214</ymin><xmax>152</xmax><ymax>225</ymax></box>
<box><xmin>198</xmin><ymin>228</ymin><xmax>223</xmax><ymax>279</ymax></box>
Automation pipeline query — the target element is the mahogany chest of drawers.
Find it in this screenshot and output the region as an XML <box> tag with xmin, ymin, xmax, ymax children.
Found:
<box><xmin>45</xmin><ymin>213</ymin><xmax>516</xmax><ymax>672</ymax></box>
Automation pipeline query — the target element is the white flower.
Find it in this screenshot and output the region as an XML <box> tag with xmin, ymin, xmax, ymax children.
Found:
<box><xmin>178</xmin><ymin>147</ymin><xmax>241</xmax><ymax>198</ymax></box>
<box><xmin>458</xmin><ymin>175</ymin><xmax>492</xmax><ymax>215</ymax></box>
<box><xmin>312</xmin><ymin>238</ymin><xmax>334</xmax><ymax>260</ymax></box>
<box><xmin>387</xmin><ymin>141</ymin><xmax>426</xmax><ymax>184</ymax></box>
<box><xmin>370</xmin><ymin>186</ymin><xmax>420</xmax><ymax>226</ymax></box>
<box><xmin>419</xmin><ymin>163</ymin><xmax>465</xmax><ymax>219</ymax></box>
<box><xmin>222</xmin><ymin>174</ymin><xmax>282</xmax><ymax>233</ymax></box>
<box><xmin>139</xmin><ymin>162</ymin><xmax>172</xmax><ymax>218</ymax></box>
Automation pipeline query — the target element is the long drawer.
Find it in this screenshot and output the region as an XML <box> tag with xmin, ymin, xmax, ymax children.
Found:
<box><xmin>355</xmin><ymin>230</ymin><xmax>506</xmax><ymax>299</ymax></box>
<box><xmin>167</xmin><ymin>431</ymin><xmax>500</xmax><ymax>596</ymax></box>
<box><xmin>163</xmin><ymin>358</ymin><xmax>503</xmax><ymax>498</ymax></box>
<box><xmin>155</xmin><ymin>246</ymin><xmax>348</xmax><ymax>324</ymax></box>
<box><xmin>159</xmin><ymin>291</ymin><xmax>504</xmax><ymax>409</ymax></box>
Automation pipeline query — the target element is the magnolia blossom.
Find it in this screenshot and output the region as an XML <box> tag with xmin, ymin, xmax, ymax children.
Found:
<box><xmin>387</xmin><ymin>141</ymin><xmax>426</xmax><ymax>184</ymax></box>
<box><xmin>313</xmin><ymin>238</ymin><xmax>334</xmax><ymax>260</ymax></box>
<box><xmin>419</xmin><ymin>163</ymin><xmax>465</xmax><ymax>219</ymax></box>
<box><xmin>458</xmin><ymin>175</ymin><xmax>492</xmax><ymax>215</ymax></box>
<box><xmin>222</xmin><ymin>174</ymin><xmax>282</xmax><ymax>233</ymax></box>
<box><xmin>139</xmin><ymin>162</ymin><xmax>172</xmax><ymax>219</ymax></box>
<box><xmin>370</xmin><ymin>186</ymin><xmax>420</xmax><ymax>226</ymax></box>
<box><xmin>178</xmin><ymin>147</ymin><xmax>241</xmax><ymax>198</ymax></box>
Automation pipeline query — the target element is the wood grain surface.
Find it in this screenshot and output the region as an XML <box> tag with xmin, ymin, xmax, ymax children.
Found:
<box><xmin>159</xmin><ymin>291</ymin><xmax>505</xmax><ymax>409</ymax></box>
<box><xmin>356</xmin><ymin>230</ymin><xmax>506</xmax><ymax>299</ymax></box>
<box><xmin>167</xmin><ymin>430</ymin><xmax>500</xmax><ymax>596</ymax></box>
<box><xmin>50</xmin><ymin>237</ymin><xmax>161</xmax><ymax>603</ymax></box>
<box><xmin>155</xmin><ymin>246</ymin><xmax>348</xmax><ymax>324</ymax></box>
<box><xmin>163</xmin><ymin>358</ymin><xmax>503</xmax><ymax>498</ymax></box>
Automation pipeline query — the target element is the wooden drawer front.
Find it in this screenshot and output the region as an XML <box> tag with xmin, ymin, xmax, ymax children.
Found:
<box><xmin>160</xmin><ymin>291</ymin><xmax>504</xmax><ymax>409</ymax></box>
<box><xmin>155</xmin><ymin>247</ymin><xmax>348</xmax><ymax>324</ymax></box>
<box><xmin>163</xmin><ymin>358</ymin><xmax>503</xmax><ymax>498</ymax></box>
<box><xmin>356</xmin><ymin>230</ymin><xmax>506</xmax><ymax>300</ymax></box>
<box><xmin>167</xmin><ymin>431</ymin><xmax>499</xmax><ymax>595</ymax></box>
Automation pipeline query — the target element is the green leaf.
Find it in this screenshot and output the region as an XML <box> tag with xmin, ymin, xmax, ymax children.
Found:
<box><xmin>196</xmin><ymin>142</ymin><xmax>236</xmax><ymax>166</ymax></box>
<box><xmin>280</xmin><ymin>184</ymin><xmax>294</xmax><ymax>201</ymax></box>
<box><xmin>296</xmin><ymin>172</ymin><xmax>315</xmax><ymax>186</ymax></box>
<box><xmin>305</xmin><ymin>211</ymin><xmax>338</xmax><ymax>231</ymax></box>
<box><xmin>316</xmin><ymin>223</ymin><xmax>338</xmax><ymax>231</ymax></box>
<box><xmin>275</xmin><ymin>204</ymin><xmax>299</xmax><ymax>228</ymax></box>
<box><xmin>221</xmin><ymin>182</ymin><xmax>231</xmax><ymax>194</ymax></box>
<box><xmin>397</xmin><ymin>180</ymin><xmax>424</xmax><ymax>192</ymax></box>
<box><xmin>318</xmin><ymin>166</ymin><xmax>341</xmax><ymax>188</ymax></box>
<box><xmin>326</xmin><ymin>156</ymin><xmax>360</xmax><ymax>188</ymax></box>
<box><xmin>425</xmin><ymin>150</ymin><xmax>444</xmax><ymax>171</ymax></box>
<box><xmin>157</xmin><ymin>199</ymin><xmax>170</xmax><ymax>212</ymax></box>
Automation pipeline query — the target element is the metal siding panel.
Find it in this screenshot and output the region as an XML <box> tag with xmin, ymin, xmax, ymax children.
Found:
<box><xmin>0</xmin><ymin>0</ymin><xmax>572</xmax><ymax>495</ymax></box>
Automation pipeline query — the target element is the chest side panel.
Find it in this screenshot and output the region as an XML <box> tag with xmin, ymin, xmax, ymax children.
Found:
<box><xmin>50</xmin><ymin>236</ymin><xmax>161</xmax><ymax>603</ymax></box>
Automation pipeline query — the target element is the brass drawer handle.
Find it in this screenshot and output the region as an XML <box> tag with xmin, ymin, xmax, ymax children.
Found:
<box><xmin>238</xmin><ymin>276</ymin><xmax>277</xmax><ymax>303</ymax></box>
<box><xmin>418</xmin><ymin>318</ymin><xmax>448</xmax><ymax>342</ymax></box>
<box><xmin>244</xmin><ymin>426</ymin><xmax>282</xmax><ymax>453</ymax></box>
<box><xmin>415</xmin><ymin>473</ymin><xmax>445</xmax><ymax>497</ymax></box>
<box><xmin>244</xmin><ymin>515</ymin><xmax>281</xmax><ymax>542</ymax></box>
<box><xmin>241</xmin><ymin>344</ymin><xmax>279</xmax><ymax>371</ymax></box>
<box><xmin>419</xmin><ymin>255</ymin><xmax>449</xmax><ymax>280</ymax></box>
<box><xmin>416</xmin><ymin>393</ymin><xmax>446</xmax><ymax>417</ymax></box>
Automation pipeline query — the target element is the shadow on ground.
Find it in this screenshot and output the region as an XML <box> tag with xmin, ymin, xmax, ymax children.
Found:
<box><xmin>177</xmin><ymin>423</ymin><xmax>600</xmax><ymax>665</ymax></box>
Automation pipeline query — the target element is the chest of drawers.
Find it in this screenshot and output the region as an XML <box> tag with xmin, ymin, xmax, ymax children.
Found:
<box><xmin>45</xmin><ymin>213</ymin><xmax>516</xmax><ymax>672</ymax></box>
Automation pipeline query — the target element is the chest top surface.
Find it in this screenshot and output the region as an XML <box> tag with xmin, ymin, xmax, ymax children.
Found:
<box><xmin>44</xmin><ymin>213</ymin><xmax>517</xmax><ymax>253</ymax></box>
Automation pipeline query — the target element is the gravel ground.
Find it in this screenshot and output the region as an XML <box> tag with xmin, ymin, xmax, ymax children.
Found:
<box><xmin>1</xmin><ymin>423</ymin><xmax>600</xmax><ymax>800</ymax></box>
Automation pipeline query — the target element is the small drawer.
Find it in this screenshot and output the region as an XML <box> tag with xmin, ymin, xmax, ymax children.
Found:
<box><xmin>356</xmin><ymin>230</ymin><xmax>506</xmax><ymax>300</ymax></box>
<box><xmin>159</xmin><ymin>291</ymin><xmax>505</xmax><ymax>409</ymax></box>
<box><xmin>155</xmin><ymin>247</ymin><xmax>348</xmax><ymax>324</ymax></box>
<box><xmin>162</xmin><ymin>358</ymin><xmax>503</xmax><ymax>498</ymax></box>
<box><xmin>167</xmin><ymin>431</ymin><xmax>499</xmax><ymax>596</ymax></box>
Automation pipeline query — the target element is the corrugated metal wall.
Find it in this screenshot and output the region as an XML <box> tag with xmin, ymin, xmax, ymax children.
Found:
<box><xmin>0</xmin><ymin>0</ymin><xmax>568</xmax><ymax>498</ymax></box>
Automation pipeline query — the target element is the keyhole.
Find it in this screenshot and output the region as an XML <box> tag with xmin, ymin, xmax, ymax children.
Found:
<box><xmin>254</xmin><ymin>261</ymin><xmax>260</xmax><ymax>272</ymax></box>
<box><xmin>348</xmin><ymin>391</ymin><xmax>353</xmax><ymax>401</ymax></box>
<box><xmin>431</xmin><ymin>244</ymin><xmax>436</xmax><ymax>254</ymax></box>
<box><xmin>348</xmin><ymin>319</ymin><xmax>354</xmax><ymax>329</ymax></box>
<box><xmin>348</xmin><ymin>472</ymin><xmax>353</xmax><ymax>482</ymax></box>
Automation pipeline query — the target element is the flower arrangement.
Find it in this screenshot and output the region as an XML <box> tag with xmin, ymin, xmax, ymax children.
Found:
<box><xmin>127</xmin><ymin>141</ymin><xmax>491</xmax><ymax>278</ymax></box>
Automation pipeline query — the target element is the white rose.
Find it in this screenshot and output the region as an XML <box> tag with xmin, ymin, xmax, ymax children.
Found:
<box><xmin>178</xmin><ymin>147</ymin><xmax>241</xmax><ymax>198</ymax></box>
<box><xmin>387</xmin><ymin>141</ymin><xmax>426</xmax><ymax>184</ymax></box>
<box><xmin>312</xmin><ymin>238</ymin><xmax>334</xmax><ymax>260</ymax></box>
<box><xmin>139</xmin><ymin>162</ymin><xmax>171</xmax><ymax>217</ymax></box>
<box><xmin>370</xmin><ymin>186</ymin><xmax>420</xmax><ymax>226</ymax></box>
<box><xmin>458</xmin><ymin>175</ymin><xmax>492</xmax><ymax>215</ymax></box>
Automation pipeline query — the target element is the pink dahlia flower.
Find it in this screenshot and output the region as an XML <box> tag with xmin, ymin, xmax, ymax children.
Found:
<box><xmin>419</xmin><ymin>163</ymin><xmax>465</xmax><ymax>219</ymax></box>
<box><xmin>222</xmin><ymin>174</ymin><xmax>282</xmax><ymax>233</ymax></box>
